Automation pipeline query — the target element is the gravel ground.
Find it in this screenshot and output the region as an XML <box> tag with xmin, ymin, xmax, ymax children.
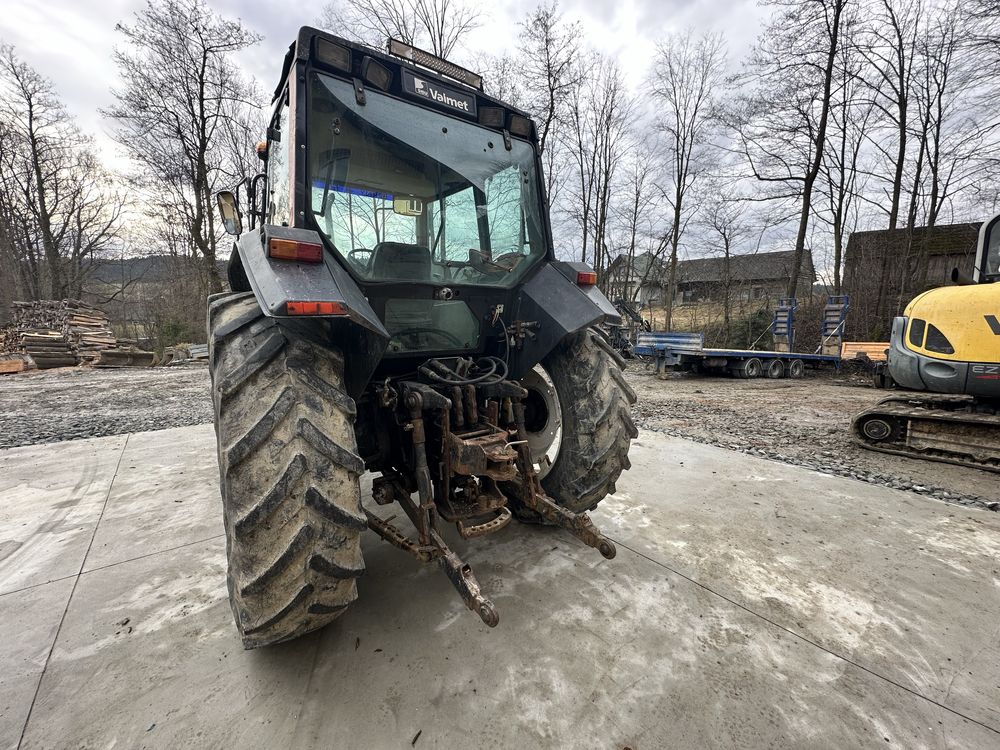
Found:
<box><xmin>625</xmin><ymin>363</ymin><xmax>999</xmax><ymax>512</ymax></box>
<box><xmin>0</xmin><ymin>365</ymin><xmax>212</xmax><ymax>448</ymax></box>
<box><xmin>1</xmin><ymin>362</ymin><xmax>996</xmax><ymax>512</ymax></box>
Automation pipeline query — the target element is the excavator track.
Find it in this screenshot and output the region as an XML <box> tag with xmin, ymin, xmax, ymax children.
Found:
<box><xmin>852</xmin><ymin>394</ymin><xmax>1000</xmax><ymax>473</ymax></box>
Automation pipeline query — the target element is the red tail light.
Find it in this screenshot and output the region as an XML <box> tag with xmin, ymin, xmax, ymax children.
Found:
<box><xmin>576</xmin><ymin>270</ymin><xmax>598</xmax><ymax>286</ymax></box>
<box><xmin>268</xmin><ymin>238</ymin><xmax>323</xmax><ymax>263</ymax></box>
<box><xmin>286</xmin><ymin>301</ymin><xmax>349</xmax><ymax>316</ymax></box>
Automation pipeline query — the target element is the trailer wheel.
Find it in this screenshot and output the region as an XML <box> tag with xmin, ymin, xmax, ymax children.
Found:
<box><xmin>788</xmin><ymin>359</ymin><xmax>805</xmax><ymax>379</ymax></box>
<box><xmin>209</xmin><ymin>293</ymin><xmax>366</xmax><ymax>649</ymax></box>
<box><xmin>515</xmin><ymin>328</ymin><xmax>638</xmax><ymax>519</ymax></box>
<box><xmin>765</xmin><ymin>359</ymin><xmax>785</xmax><ymax>379</ymax></box>
<box><xmin>733</xmin><ymin>357</ymin><xmax>763</xmax><ymax>379</ymax></box>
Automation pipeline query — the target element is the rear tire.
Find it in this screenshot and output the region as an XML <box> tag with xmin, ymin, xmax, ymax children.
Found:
<box><xmin>787</xmin><ymin>359</ymin><xmax>805</xmax><ymax>379</ymax></box>
<box><xmin>209</xmin><ymin>293</ymin><xmax>366</xmax><ymax>649</ymax></box>
<box><xmin>516</xmin><ymin>328</ymin><xmax>638</xmax><ymax>519</ymax></box>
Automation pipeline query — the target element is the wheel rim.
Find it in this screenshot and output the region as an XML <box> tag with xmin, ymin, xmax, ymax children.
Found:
<box><xmin>746</xmin><ymin>358</ymin><xmax>762</xmax><ymax>377</ymax></box>
<box><xmin>768</xmin><ymin>360</ymin><xmax>784</xmax><ymax>378</ymax></box>
<box><xmin>861</xmin><ymin>418</ymin><xmax>893</xmax><ymax>441</ymax></box>
<box><xmin>521</xmin><ymin>365</ymin><xmax>563</xmax><ymax>479</ymax></box>
<box><xmin>789</xmin><ymin>360</ymin><xmax>804</xmax><ymax>378</ymax></box>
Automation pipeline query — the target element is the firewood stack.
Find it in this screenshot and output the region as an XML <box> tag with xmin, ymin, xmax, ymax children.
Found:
<box><xmin>0</xmin><ymin>327</ymin><xmax>19</xmax><ymax>353</ymax></box>
<box><xmin>6</xmin><ymin>300</ymin><xmax>120</xmax><ymax>365</ymax></box>
<box><xmin>64</xmin><ymin>302</ymin><xmax>118</xmax><ymax>362</ymax></box>
<box><xmin>3</xmin><ymin>300</ymin><xmax>158</xmax><ymax>370</ymax></box>
<box><xmin>19</xmin><ymin>330</ymin><xmax>76</xmax><ymax>369</ymax></box>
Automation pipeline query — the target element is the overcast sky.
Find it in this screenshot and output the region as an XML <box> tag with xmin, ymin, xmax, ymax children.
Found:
<box><xmin>1</xmin><ymin>0</ymin><xmax>766</xmax><ymax>164</ymax></box>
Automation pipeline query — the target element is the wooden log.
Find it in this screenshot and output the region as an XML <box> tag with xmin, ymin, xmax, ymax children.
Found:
<box><xmin>96</xmin><ymin>349</ymin><xmax>155</xmax><ymax>367</ymax></box>
<box><xmin>0</xmin><ymin>359</ymin><xmax>27</xmax><ymax>374</ymax></box>
<box><xmin>30</xmin><ymin>352</ymin><xmax>77</xmax><ymax>360</ymax></box>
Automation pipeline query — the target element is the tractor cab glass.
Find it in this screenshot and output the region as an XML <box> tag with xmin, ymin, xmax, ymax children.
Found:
<box><xmin>307</xmin><ymin>72</ymin><xmax>546</xmax><ymax>288</ymax></box>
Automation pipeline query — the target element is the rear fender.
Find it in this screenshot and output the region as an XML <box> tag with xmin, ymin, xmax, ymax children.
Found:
<box><xmin>509</xmin><ymin>262</ymin><xmax>619</xmax><ymax>379</ymax></box>
<box><xmin>236</xmin><ymin>225</ymin><xmax>389</xmax><ymax>396</ymax></box>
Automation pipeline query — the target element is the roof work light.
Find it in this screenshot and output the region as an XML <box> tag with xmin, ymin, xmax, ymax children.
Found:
<box><xmin>387</xmin><ymin>38</ymin><xmax>483</xmax><ymax>91</ymax></box>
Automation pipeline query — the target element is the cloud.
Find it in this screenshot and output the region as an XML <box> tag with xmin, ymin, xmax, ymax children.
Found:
<box><xmin>2</xmin><ymin>1</ymin><xmax>138</xmax><ymax>160</ymax></box>
<box><xmin>0</xmin><ymin>0</ymin><xmax>767</xmax><ymax>168</ymax></box>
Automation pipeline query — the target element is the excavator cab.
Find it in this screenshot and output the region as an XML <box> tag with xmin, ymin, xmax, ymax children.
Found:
<box><xmin>977</xmin><ymin>214</ymin><xmax>1000</xmax><ymax>282</ymax></box>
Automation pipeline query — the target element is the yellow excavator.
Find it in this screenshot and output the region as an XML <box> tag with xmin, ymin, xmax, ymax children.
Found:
<box><xmin>852</xmin><ymin>213</ymin><xmax>1000</xmax><ymax>472</ymax></box>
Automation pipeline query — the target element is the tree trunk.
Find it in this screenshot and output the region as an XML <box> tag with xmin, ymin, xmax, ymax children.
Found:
<box><xmin>786</xmin><ymin>0</ymin><xmax>843</xmax><ymax>299</ymax></box>
<box><xmin>664</xmin><ymin>185</ymin><xmax>683</xmax><ymax>330</ymax></box>
<box><xmin>832</xmin><ymin>224</ymin><xmax>843</xmax><ymax>293</ymax></box>
<box><xmin>887</xmin><ymin>104</ymin><xmax>907</xmax><ymax>231</ymax></box>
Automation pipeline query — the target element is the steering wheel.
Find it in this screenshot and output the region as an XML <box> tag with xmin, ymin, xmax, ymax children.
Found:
<box><xmin>393</xmin><ymin>327</ymin><xmax>466</xmax><ymax>348</ymax></box>
<box><xmin>348</xmin><ymin>248</ymin><xmax>372</xmax><ymax>272</ymax></box>
<box><xmin>492</xmin><ymin>251</ymin><xmax>526</xmax><ymax>270</ymax></box>
<box><xmin>468</xmin><ymin>249</ymin><xmax>523</xmax><ymax>276</ymax></box>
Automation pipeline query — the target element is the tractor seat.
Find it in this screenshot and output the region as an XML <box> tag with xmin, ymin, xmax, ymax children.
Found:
<box><xmin>370</xmin><ymin>242</ymin><xmax>431</xmax><ymax>281</ymax></box>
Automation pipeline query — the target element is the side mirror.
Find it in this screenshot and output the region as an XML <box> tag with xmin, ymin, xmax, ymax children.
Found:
<box><xmin>216</xmin><ymin>191</ymin><xmax>243</xmax><ymax>236</ymax></box>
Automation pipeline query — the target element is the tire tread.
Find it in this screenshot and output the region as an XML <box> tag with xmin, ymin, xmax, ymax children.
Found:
<box><xmin>209</xmin><ymin>293</ymin><xmax>364</xmax><ymax>649</ymax></box>
<box><xmin>534</xmin><ymin>327</ymin><xmax>637</xmax><ymax>515</ymax></box>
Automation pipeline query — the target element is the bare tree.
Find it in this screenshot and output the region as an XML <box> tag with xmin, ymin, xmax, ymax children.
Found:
<box><xmin>893</xmin><ymin>2</ymin><xmax>989</xmax><ymax>298</ymax></box>
<box><xmin>608</xmin><ymin>146</ymin><xmax>666</xmax><ymax>303</ymax></box>
<box><xmin>0</xmin><ymin>114</ymin><xmax>41</xmax><ymax>302</ymax></box>
<box><xmin>728</xmin><ymin>0</ymin><xmax>848</xmax><ymax>299</ymax></box>
<box><xmin>475</xmin><ymin>52</ymin><xmax>524</xmax><ymax>108</ymax></box>
<box><xmin>650</xmin><ymin>31</ymin><xmax>727</xmax><ymax>328</ymax></box>
<box><xmin>566</xmin><ymin>56</ymin><xmax>633</xmax><ymax>278</ymax></box>
<box><xmin>517</xmin><ymin>2</ymin><xmax>583</xmax><ymax>205</ymax></box>
<box><xmin>913</xmin><ymin>5</ymin><xmax>985</xmax><ymax>230</ymax></box>
<box><xmin>318</xmin><ymin>0</ymin><xmax>482</xmax><ymax>59</ymax></box>
<box><xmin>216</xmin><ymin>87</ymin><xmax>269</xmax><ymax>197</ymax></box>
<box><xmin>700</xmin><ymin>190</ymin><xmax>755</xmax><ymax>343</ymax></box>
<box><xmin>0</xmin><ymin>45</ymin><xmax>124</xmax><ymax>302</ymax></box>
<box><xmin>517</xmin><ymin>3</ymin><xmax>579</xmax><ymax>154</ymax></box>
<box><xmin>104</xmin><ymin>0</ymin><xmax>261</xmax><ymax>293</ymax></box>
<box><xmin>817</xmin><ymin>4</ymin><xmax>874</xmax><ymax>293</ymax></box>
<box><xmin>858</xmin><ymin>0</ymin><xmax>926</xmax><ymax>232</ymax></box>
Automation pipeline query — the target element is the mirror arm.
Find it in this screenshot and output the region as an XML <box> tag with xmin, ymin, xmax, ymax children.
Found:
<box><xmin>249</xmin><ymin>173</ymin><xmax>267</xmax><ymax>229</ymax></box>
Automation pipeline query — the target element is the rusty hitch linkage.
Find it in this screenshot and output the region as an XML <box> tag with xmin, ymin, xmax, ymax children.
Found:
<box><xmin>363</xmin><ymin>386</ymin><xmax>501</xmax><ymax>627</ymax></box>
<box><xmin>363</xmin><ymin>380</ymin><xmax>615</xmax><ymax>628</ymax></box>
<box><xmin>508</xmin><ymin>400</ymin><xmax>617</xmax><ymax>560</ymax></box>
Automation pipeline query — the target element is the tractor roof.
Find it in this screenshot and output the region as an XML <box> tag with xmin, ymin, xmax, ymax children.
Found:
<box><xmin>274</xmin><ymin>27</ymin><xmax>534</xmax><ymax>131</ymax></box>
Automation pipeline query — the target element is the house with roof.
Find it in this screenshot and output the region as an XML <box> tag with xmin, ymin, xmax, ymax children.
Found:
<box><xmin>605</xmin><ymin>249</ymin><xmax>816</xmax><ymax>307</ymax></box>
<box><xmin>842</xmin><ymin>222</ymin><xmax>981</xmax><ymax>339</ymax></box>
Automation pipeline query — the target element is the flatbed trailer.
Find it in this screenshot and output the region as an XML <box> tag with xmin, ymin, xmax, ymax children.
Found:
<box><xmin>634</xmin><ymin>335</ymin><xmax>840</xmax><ymax>378</ymax></box>
<box><xmin>634</xmin><ymin>295</ymin><xmax>850</xmax><ymax>379</ymax></box>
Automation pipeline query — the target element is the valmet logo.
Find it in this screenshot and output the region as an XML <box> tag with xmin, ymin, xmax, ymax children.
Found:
<box><xmin>402</xmin><ymin>70</ymin><xmax>477</xmax><ymax>116</ymax></box>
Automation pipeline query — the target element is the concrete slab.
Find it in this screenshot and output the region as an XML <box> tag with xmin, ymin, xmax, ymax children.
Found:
<box><xmin>0</xmin><ymin>578</ymin><xmax>75</xmax><ymax>750</ymax></box>
<box><xmin>84</xmin><ymin>425</ymin><xmax>222</xmax><ymax>571</ymax></box>
<box><xmin>596</xmin><ymin>435</ymin><xmax>1000</xmax><ymax>732</ymax></box>
<box><xmin>18</xmin><ymin>527</ymin><xmax>998</xmax><ymax>749</ymax></box>
<box><xmin>0</xmin><ymin>435</ymin><xmax>126</xmax><ymax>594</ymax></box>
<box><xmin>2</xmin><ymin>426</ymin><xmax>999</xmax><ymax>748</ymax></box>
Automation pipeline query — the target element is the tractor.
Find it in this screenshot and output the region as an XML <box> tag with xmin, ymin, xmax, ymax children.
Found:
<box><xmin>210</xmin><ymin>27</ymin><xmax>636</xmax><ymax>648</ymax></box>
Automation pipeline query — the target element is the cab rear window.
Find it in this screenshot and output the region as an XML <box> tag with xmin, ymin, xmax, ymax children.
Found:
<box><xmin>908</xmin><ymin>318</ymin><xmax>925</xmax><ymax>348</ymax></box>
<box><xmin>924</xmin><ymin>324</ymin><xmax>955</xmax><ymax>354</ymax></box>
